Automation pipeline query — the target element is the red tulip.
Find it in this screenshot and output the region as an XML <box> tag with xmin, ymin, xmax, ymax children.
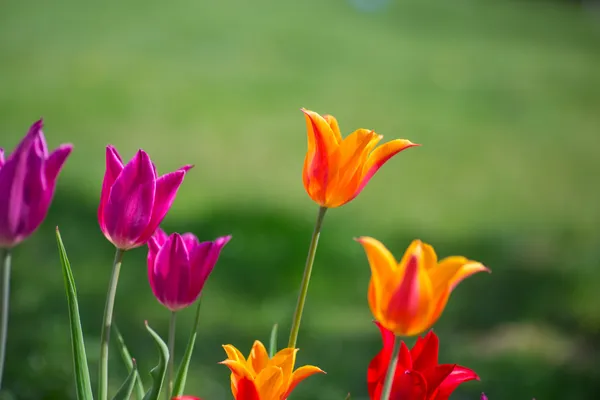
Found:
<box><xmin>368</xmin><ymin>322</ymin><xmax>479</xmax><ymax>400</ymax></box>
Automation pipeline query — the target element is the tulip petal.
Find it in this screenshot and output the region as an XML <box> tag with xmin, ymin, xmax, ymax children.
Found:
<box><xmin>387</xmin><ymin>252</ymin><xmax>434</xmax><ymax>336</ymax></box>
<box><xmin>268</xmin><ymin>348</ymin><xmax>297</xmax><ymax>382</ymax></box>
<box><xmin>98</xmin><ymin>146</ymin><xmax>124</xmax><ymax>230</ymax></box>
<box><xmin>103</xmin><ymin>149</ymin><xmax>156</xmax><ymax>249</ymax></box>
<box><xmin>322</xmin><ymin>114</ymin><xmax>343</xmax><ymax>144</ymax></box>
<box><xmin>0</xmin><ymin>148</ymin><xmax>5</xmax><ymax>167</ymax></box>
<box><xmin>236</xmin><ymin>377</ymin><xmax>260</xmax><ymax>400</ymax></box>
<box><xmin>421</xmin><ymin>242</ymin><xmax>438</xmax><ymax>270</ymax></box>
<box><xmin>223</xmin><ymin>344</ymin><xmax>247</xmax><ymax>364</ymax></box>
<box><xmin>390</xmin><ymin>369</ymin><xmax>428</xmax><ymax>400</ymax></box>
<box><xmin>355</xmin><ymin>139</ymin><xmax>419</xmax><ymax>197</ymax></box>
<box><xmin>435</xmin><ymin>365</ymin><xmax>480</xmax><ymax>400</ymax></box>
<box><xmin>220</xmin><ymin>359</ymin><xmax>254</xmax><ymax>392</ymax></box>
<box><xmin>137</xmin><ymin>169</ymin><xmax>188</xmax><ymax>245</ymax></box>
<box><xmin>411</xmin><ymin>331</ymin><xmax>439</xmax><ymax>371</ymax></box>
<box><xmin>152</xmin><ymin>233</ymin><xmax>191</xmax><ymax>311</ymax></box>
<box><xmin>248</xmin><ymin>340</ymin><xmax>269</xmax><ymax>376</ymax></box>
<box><xmin>302</xmin><ymin>109</ymin><xmax>338</xmax><ymax>205</ymax></box>
<box><xmin>356</xmin><ymin>237</ymin><xmax>398</xmax><ymax>319</ymax></box>
<box><xmin>421</xmin><ymin>364</ymin><xmax>455</xmax><ymax>399</ymax></box>
<box><xmin>181</xmin><ymin>232</ymin><xmax>199</xmax><ymax>253</ymax></box>
<box><xmin>188</xmin><ymin>235</ymin><xmax>231</xmax><ymax>300</ymax></box>
<box><xmin>285</xmin><ymin>365</ymin><xmax>325</xmax><ymax>398</ymax></box>
<box><xmin>255</xmin><ymin>366</ymin><xmax>284</xmax><ymax>400</ymax></box>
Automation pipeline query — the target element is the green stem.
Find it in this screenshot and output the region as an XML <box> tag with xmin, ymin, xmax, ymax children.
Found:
<box><xmin>98</xmin><ymin>248</ymin><xmax>125</xmax><ymax>400</ymax></box>
<box><xmin>166</xmin><ymin>311</ymin><xmax>176</xmax><ymax>400</ymax></box>
<box><xmin>288</xmin><ymin>206</ymin><xmax>327</xmax><ymax>348</ymax></box>
<box><xmin>0</xmin><ymin>249</ymin><xmax>11</xmax><ymax>390</ymax></box>
<box><xmin>380</xmin><ymin>335</ymin><xmax>401</xmax><ymax>400</ymax></box>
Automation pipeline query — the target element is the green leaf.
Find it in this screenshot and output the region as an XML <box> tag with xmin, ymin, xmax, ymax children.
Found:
<box><xmin>113</xmin><ymin>324</ymin><xmax>145</xmax><ymax>399</ymax></box>
<box><xmin>268</xmin><ymin>323</ymin><xmax>278</xmax><ymax>358</ymax></box>
<box><xmin>56</xmin><ymin>227</ymin><xmax>93</xmax><ymax>400</ymax></box>
<box><xmin>171</xmin><ymin>299</ymin><xmax>202</xmax><ymax>396</ymax></box>
<box><xmin>143</xmin><ymin>321</ymin><xmax>169</xmax><ymax>400</ymax></box>
<box><xmin>112</xmin><ymin>358</ymin><xmax>138</xmax><ymax>400</ymax></box>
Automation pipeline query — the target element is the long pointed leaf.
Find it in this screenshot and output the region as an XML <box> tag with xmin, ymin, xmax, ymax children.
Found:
<box><xmin>268</xmin><ymin>323</ymin><xmax>278</xmax><ymax>358</ymax></box>
<box><xmin>143</xmin><ymin>321</ymin><xmax>169</xmax><ymax>400</ymax></box>
<box><xmin>56</xmin><ymin>227</ymin><xmax>93</xmax><ymax>400</ymax></box>
<box><xmin>113</xmin><ymin>324</ymin><xmax>145</xmax><ymax>399</ymax></box>
<box><xmin>171</xmin><ymin>299</ymin><xmax>202</xmax><ymax>396</ymax></box>
<box><xmin>112</xmin><ymin>358</ymin><xmax>138</xmax><ymax>400</ymax></box>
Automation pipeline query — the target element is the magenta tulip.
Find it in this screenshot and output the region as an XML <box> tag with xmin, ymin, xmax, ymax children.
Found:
<box><xmin>0</xmin><ymin>119</ymin><xmax>72</xmax><ymax>248</ymax></box>
<box><xmin>98</xmin><ymin>146</ymin><xmax>192</xmax><ymax>250</ymax></box>
<box><xmin>147</xmin><ymin>229</ymin><xmax>231</xmax><ymax>311</ymax></box>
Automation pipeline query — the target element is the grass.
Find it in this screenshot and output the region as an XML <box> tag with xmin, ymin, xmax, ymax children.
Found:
<box><xmin>1</xmin><ymin>0</ymin><xmax>599</xmax><ymax>399</ymax></box>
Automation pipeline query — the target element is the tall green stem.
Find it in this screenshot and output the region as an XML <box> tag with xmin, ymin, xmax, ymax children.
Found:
<box><xmin>0</xmin><ymin>249</ymin><xmax>11</xmax><ymax>390</ymax></box>
<box><xmin>288</xmin><ymin>206</ymin><xmax>327</xmax><ymax>348</ymax></box>
<box><xmin>166</xmin><ymin>311</ymin><xmax>177</xmax><ymax>400</ymax></box>
<box><xmin>98</xmin><ymin>248</ymin><xmax>125</xmax><ymax>400</ymax></box>
<box><xmin>380</xmin><ymin>335</ymin><xmax>401</xmax><ymax>400</ymax></box>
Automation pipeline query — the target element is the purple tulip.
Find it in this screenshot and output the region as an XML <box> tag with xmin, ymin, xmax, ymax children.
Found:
<box><xmin>147</xmin><ymin>229</ymin><xmax>231</xmax><ymax>311</ymax></box>
<box><xmin>0</xmin><ymin>120</ymin><xmax>72</xmax><ymax>248</ymax></box>
<box><xmin>98</xmin><ymin>146</ymin><xmax>192</xmax><ymax>250</ymax></box>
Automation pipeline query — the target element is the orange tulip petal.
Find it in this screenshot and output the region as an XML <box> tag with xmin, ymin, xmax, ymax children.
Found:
<box><xmin>235</xmin><ymin>377</ymin><xmax>261</xmax><ymax>400</ymax></box>
<box><xmin>323</xmin><ymin>114</ymin><xmax>343</xmax><ymax>144</ymax></box>
<box><xmin>223</xmin><ymin>344</ymin><xmax>247</xmax><ymax>364</ymax></box>
<box><xmin>268</xmin><ymin>348</ymin><xmax>297</xmax><ymax>384</ymax></box>
<box><xmin>284</xmin><ymin>365</ymin><xmax>326</xmax><ymax>398</ymax></box>
<box><xmin>386</xmin><ymin>252</ymin><xmax>434</xmax><ymax>336</ymax></box>
<box><xmin>255</xmin><ymin>366</ymin><xmax>284</xmax><ymax>400</ymax></box>
<box><xmin>355</xmin><ymin>139</ymin><xmax>419</xmax><ymax>198</ymax></box>
<box><xmin>219</xmin><ymin>360</ymin><xmax>254</xmax><ymax>380</ymax></box>
<box><xmin>421</xmin><ymin>242</ymin><xmax>438</xmax><ymax>270</ymax></box>
<box><xmin>430</xmin><ymin>257</ymin><xmax>489</xmax><ymax>294</ymax></box>
<box><xmin>248</xmin><ymin>340</ymin><xmax>269</xmax><ymax>375</ymax></box>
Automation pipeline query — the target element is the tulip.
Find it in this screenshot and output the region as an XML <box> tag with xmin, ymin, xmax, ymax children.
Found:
<box><xmin>220</xmin><ymin>340</ymin><xmax>324</xmax><ymax>400</ymax></box>
<box><xmin>357</xmin><ymin>237</ymin><xmax>489</xmax><ymax>337</ymax></box>
<box><xmin>0</xmin><ymin>119</ymin><xmax>72</xmax><ymax>248</ymax></box>
<box><xmin>98</xmin><ymin>145</ymin><xmax>192</xmax><ymax>250</ymax></box>
<box><xmin>0</xmin><ymin>119</ymin><xmax>71</xmax><ymax>389</ymax></box>
<box><xmin>147</xmin><ymin>228</ymin><xmax>231</xmax><ymax>311</ymax></box>
<box><xmin>368</xmin><ymin>321</ymin><xmax>479</xmax><ymax>400</ymax></box>
<box><xmin>302</xmin><ymin>108</ymin><xmax>418</xmax><ymax>208</ymax></box>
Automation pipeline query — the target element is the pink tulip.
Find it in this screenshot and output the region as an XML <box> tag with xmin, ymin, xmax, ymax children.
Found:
<box><xmin>0</xmin><ymin>119</ymin><xmax>72</xmax><ymax>248</ymax></box>
<box><xmin>98</xmin><ymin>146</ymin><xmax>192</xmax><ymax>250</ymax></box>
<box><xmin>147</xmin><ymin>229</ymin><xmax>231</xmax><ymax>311</ymax></box>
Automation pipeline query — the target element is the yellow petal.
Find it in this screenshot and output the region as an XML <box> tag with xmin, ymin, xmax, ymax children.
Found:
<box><xmin>302</xmin><ymin>109</ymin><xmax>339</xmax><ymax>156</ymax></box>
<box><xmin>285</xmin><ymin>365</ymin><xmax>326</xmax><ymax>398</ymax></box>
<box><xmin>248</xmin><ymin>340</ymin><xmax>269</xmax><ymax>375</ymax></box>
<box><xmin>356</xmin><ymin>237</ymin><xmax>398</xmax><ymax>319</ymax></box>
<box><xmin>385</xmin><ymin>249</ymin><xmax>434</xmax><ymax>336</ymax></box>
<box><xmin>223</xmin><ymin>344</ymin><xmax>247</xmax><ymax>364</ymax></box>
<box><xmin>323</xmin><ymin>114</ymin><xmax>342</xmax><ymax>145</ymax></box>
<box><xmin>421</xmin><ymin>242</ymin><xmax>437</xmax><ymax>270</ymax></box>
<box><xmin>220</xmin><ymin>359</ymin><xmax>254</xmax><ymax>394</ymax></box>
<box><xmin>255</xmin><ymin>366</ymin><xmax>284</xmax><ymax>400</ymax></box>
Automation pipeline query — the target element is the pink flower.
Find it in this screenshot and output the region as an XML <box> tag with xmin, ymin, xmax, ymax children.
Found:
<box><xmin>0</xmin><ymin>119</ymin><xmax>72</xmax><ymax>248</ymax></box>
<box><xmin>147</xmin><ymin>229</ymin><xmax>231</xmax><ymax>311</ymax></box>
<box><xmin>98</xmin><ymin>146</ymin><xmax>192</xmax><ymax>250</ymax></box>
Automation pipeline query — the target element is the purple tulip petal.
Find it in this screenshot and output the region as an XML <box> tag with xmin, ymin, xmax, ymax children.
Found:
<box><xmin>103</xmin><ymin>149</ymin><xmax>156</xmax><ymax>249</ymax></box>
<box><xmin>98</xmin><ymin>146</ymin><xmax>124</xmax><ymax>230</ymax></box>
<box><xmin>189</xmin><ymin>235</ymin><xmax>231</xmax><ymax>298</ymax></box>
<box><xmin>136</xmin><ymin>169</ymin><xmax>188</xmax><ymax>245</ymax></box>
<box><xmin>0</xmin><ymin>148</ymin><xmax>5</xmax><ymax>167</ymax></box>
<box><xmin>45</xmin><ymin>145</ymin><xmax>73</xmax><ymax>184</ymax></box>
<box><xmin>181</xmin><ymin>232</ymin><xmax>199</xmax><ymax>253</ymax></box>
<box><xmin>153</xmin><ymin>233</ymin><xmax>191</xmax><ymax>311</ymax></box>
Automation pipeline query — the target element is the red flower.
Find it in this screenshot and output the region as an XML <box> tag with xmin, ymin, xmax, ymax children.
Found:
<box><xmin>368</xmin><ymin>322</ymin><xmax>479</xmax><ymax>400</ymax></box>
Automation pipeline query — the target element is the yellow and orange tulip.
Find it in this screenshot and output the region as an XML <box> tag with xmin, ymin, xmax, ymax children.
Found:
<box><xmin>357</xmin><ymin>237</ymin><xmax>489</xmax><ymax>337</ymax></box>
<box><xmin>220</xmin><ymin>340</ymin><xmax>324</xmax><ymax>400</ymax></box>
<box><xmin>302</xmin><ymin>109</ymin><xmax>418</xmax><ymax>208</ymax></box>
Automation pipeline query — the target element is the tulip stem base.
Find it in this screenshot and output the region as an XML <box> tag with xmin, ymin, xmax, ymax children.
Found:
<box><xmin>166</xmin><ymin>311</ymin><xmax>176</xmax><ymax>400</ymax></box>
<box><xmin>0</xmin><ymin>249</ymin><xmax>11</xmax><ymax>390</ymax></box>
<box><xmin>288</xmin><ymin>206</ymin><xmax>327</xmax><ymax>349</ymax></box>
<box><xmin>98</xmin><ymin>248</ymin><xmax>125</xmax><ymax>400</ymax></box>
<box><xmin>380</xmin><ymin>335</ymin><xmax>402</xmax><ymax>400</ymax></box>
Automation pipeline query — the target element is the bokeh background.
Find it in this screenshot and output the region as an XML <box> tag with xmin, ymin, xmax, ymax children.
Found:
<box><xmin>1</xmin><ymin>0</ymin><xmax>600</xmax><ymax>399</ymax></box>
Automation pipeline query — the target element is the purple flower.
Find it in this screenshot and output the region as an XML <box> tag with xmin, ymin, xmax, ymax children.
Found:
<box><xmin>147</xmin><ymin>229</ymin><xmax>231</xmax><ymax>311</ymax></box>
<box><xmin>98</xmin><ymin>146</ymin><xmax>192</xmax><ymax>250</ymax></box>
<box><xmin>0</xmin><ymin>119</ymin><xmax>72</xmax><ymax>248</ymax></box>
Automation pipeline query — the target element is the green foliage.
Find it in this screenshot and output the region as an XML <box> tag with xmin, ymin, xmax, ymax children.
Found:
<box><xmin>142</xmin><ymin>322</ymin><xmax>169</xmax><ymax>400</ymax></box>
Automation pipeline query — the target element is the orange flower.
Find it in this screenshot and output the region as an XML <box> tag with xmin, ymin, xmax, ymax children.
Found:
<box><xmin>220</xmin><ymin>340</ymin><xmax>324</xmax><ymax>400</ymax></box>
<box><xmin>357</xmin><ymin>237</ymin><xmax>489</xmax><ymax>336</ymax></box>
<box><xmin>302</xmin><ymin>109</ymin><xmax>418</xmax><ymax>208</ymax></box>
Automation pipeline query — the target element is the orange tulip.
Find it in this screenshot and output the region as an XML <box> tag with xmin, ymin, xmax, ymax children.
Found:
<box><xmin>357</xmin><ymin>237</ymin><xmax>489</xmax><ymax>336</ymax></box>
<box><xmin>220</xmin><ymin>340</ymin><xmax>324</xmax><ymax>400</ymax></box>
<box><xmin>302</xmin><ymin>109</ymin><xmax>418</xmax><ymax>208</ymax></box>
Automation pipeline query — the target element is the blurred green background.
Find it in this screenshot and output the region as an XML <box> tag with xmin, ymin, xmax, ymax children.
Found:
<box><xmin>1</xmin><ymin>0</ymin><xmax>600</xmax><ymax>399</ymax></box>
